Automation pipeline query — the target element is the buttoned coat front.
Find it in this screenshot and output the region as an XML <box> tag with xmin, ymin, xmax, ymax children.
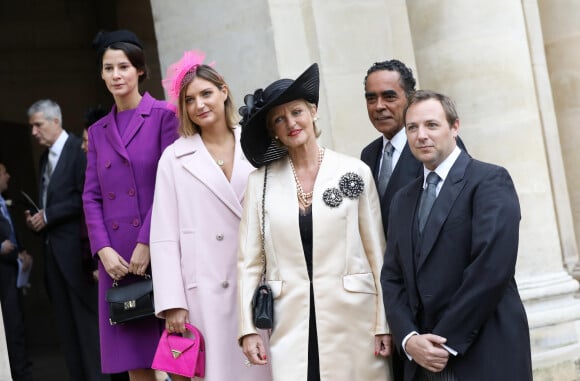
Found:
<box><xmin>83</xmin><ymin>92</ymin><xmax>178</xmax><ymax>372</ymax></box>
<box><xmin>150</xmin><ymin>128</ymin><xmax>272</xmax><ymax>381</ymax></box>
<box><xmin>238</xmin><ymin>149</ymin><xmax>392</xmax><ymax>381</ymax></box>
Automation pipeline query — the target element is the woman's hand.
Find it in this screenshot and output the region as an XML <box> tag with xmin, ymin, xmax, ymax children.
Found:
<box><xmin>242</xmin><ymin>334</ymin><xmax>268</xmax><ymax>365</ymax></box>
<box><xmin>97</xmin><ymin>246</ymin><xmax>129</xmax><ymax>281</ymax></box>
<box><xmin>375</xmin><ymin>334</ymin><xmax>393</xmax><ymax>357</ymax></box>
<box><xmin>128</xmin><ymin>243</ymin><xmax>150</xmax><ymax>276</ymax></box>
<box><xmin>165</xmin><ymin>308</ymin><xmax>189</xmax><ymax>334</ymax></box>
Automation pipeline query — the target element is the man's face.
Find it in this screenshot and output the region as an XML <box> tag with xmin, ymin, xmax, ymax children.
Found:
<box><xmin>405</xmin><ymin>99</ymin><xmax>458</xmax><ymax>170</ymax></box>
<box><xmin>365</xmin><ymin>70</ymin><xmax>408</xmax><ymax>139</ymax></box>
<box><xmin>0</xmin><ymin>164</ymin><xmax>10</xmax><ymax>194</ymax></box>
<box><xmin>29</xmin><ymin>112</ymin><xmax>61</xmax><ymax>147</ymax></box>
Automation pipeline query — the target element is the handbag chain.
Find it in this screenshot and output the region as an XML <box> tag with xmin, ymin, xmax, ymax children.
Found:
<box><xmin>260</xmin><ymin>165</ymin><xmax>268</xmax><ymax>282</ymax></box>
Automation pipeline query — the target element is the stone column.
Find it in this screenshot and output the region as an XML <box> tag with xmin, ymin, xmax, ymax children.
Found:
<box><xmin>0</xmin><ymin>307</ymin><xmax>12</xmax><ymax>381</ymax></box>
<box><xmin>539</xmin><ymin>0</ymin><xmax>580</xmax><ymax>278</ymax></box>
<box><xmin>150</xmin><ymin>0</ymin><xmax>416</xmax><ymax>157</ymax></box>
<box><xmin>406</xmin><ymin>0</ymin><xmax>580</xmax><ymax>379</ymax></box>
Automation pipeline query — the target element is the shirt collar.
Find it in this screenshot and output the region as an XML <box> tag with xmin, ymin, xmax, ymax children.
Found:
<box><xmin>422</xmin><ymin>145</ymin><xmax>461</xmax><ymax>188</ymax></box>
<box><xmin>381</xmin><ymin>127</ymin><xmax>406</xmax><ymax>153</ymax></box>
<box><xmin>50</xmin><ymin>130</ymin><xmax>69</xmax><ymax>156</ymax></box>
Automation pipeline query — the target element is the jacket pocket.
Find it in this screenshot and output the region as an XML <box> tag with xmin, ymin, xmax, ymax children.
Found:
<box><xmin>267</xmin><ymin>280</ymin><xmax>283</xmax><ymax>299</ymax></box>
<box><xmin>343</xmin><ymin>273</ymin><xmax>377</xmax><ymax>294</ymax></box>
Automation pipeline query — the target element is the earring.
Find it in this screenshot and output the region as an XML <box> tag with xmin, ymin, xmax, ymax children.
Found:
<box><xmin>313</xmin><ymin>116</ymin><xmax>319</xmax><ymax>122</ymax></box>
<box><xmin>275</xmin><ymin>136</ymin><xmax>279</xmax><ymax>140</ymax></box>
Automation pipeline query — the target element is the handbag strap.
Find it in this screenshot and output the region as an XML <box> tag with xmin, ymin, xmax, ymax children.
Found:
<box><xmin>260</xmin><ymin>165</ymin><xmax>268</xmax><ymax>280</ymax></box>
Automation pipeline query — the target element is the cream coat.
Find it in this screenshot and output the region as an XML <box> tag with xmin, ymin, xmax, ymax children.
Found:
<box><xmin>238</xmin><ymin>149</ymin><xmax>392</xmax><ymax>381</ymax></box>
<box><xmin>151</xmin><ymin>128</ymin><xmax>271</xmax><ymax>381</ymax></box>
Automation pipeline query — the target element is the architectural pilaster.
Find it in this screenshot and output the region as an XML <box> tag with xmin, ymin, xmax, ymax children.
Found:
<box><xmin>539</xmin><ymin>0</ymin><xmax>580</xmax><ymax>279</ymax></box>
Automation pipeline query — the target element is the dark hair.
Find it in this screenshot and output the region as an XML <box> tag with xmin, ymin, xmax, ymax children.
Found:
<box><xmin>99</xmin><ymin>42</ymin><xmax>149</xmax><ymax>83</ymax></box>
<box><xmin>83</xmin><ymin>105</ymin><xmax>108</xmax><ymax>129</ymax></box>
<box><xmin>363</xmin><ymin>59</ymin><xmax>416</xmax><ymax>98</ymax></box>
<box><xmin>177</xmin><ymin>64</ymin><xmax>237</xmax><ymax>136</ymax></box>
<box><xmin>404</xmin><ymin>90</ymin><xmax>459</xmax><ymax>126</ymax></box>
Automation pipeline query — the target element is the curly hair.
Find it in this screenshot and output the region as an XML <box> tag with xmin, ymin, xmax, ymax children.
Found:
<box><xmin>363</xmin><ymin>59</ymin><xmax>416</xmax><ymax>98</ymax></box>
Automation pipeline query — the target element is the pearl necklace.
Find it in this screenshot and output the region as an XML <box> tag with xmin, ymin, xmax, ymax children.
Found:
<box><xmin>289</xmin><ymin>147</ymin><xmax>325</xmax><ymax>209</ymax></box>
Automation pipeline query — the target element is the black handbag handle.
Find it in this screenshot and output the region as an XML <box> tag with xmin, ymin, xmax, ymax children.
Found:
<box><xmin>112</xmin><ymin>273</ymin><xmax>151</xmax><ymax>288</ymax></box>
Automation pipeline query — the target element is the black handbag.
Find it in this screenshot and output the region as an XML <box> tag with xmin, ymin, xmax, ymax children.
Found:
<box><xmin>252</xmin><ymin>165</ymin><xmax>274</xmax><ymax>329</ymax></box>
<box><xmin>106</xmin><ymin>274</ymin><xmax>155</xmax><ymax>325</ymax></box>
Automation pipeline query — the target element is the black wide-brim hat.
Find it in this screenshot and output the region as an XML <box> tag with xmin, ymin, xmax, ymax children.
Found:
<box><xmin>239</xmin><ymin>63</ymin><xmax>319</xmax><ymax>168</ymax></box>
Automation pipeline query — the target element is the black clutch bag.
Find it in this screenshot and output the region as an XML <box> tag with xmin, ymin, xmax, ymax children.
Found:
<box><xmin>251</xmin><ymin>165</ymin><xmax>274</xmax><ymax>330</ymax></box>
<box><xmin>252</xmin><ymin>284</ymin><xmax>274</xmax><ymax>329</ymax></box>
<box><xmin>106</xmin><ymin>275</ymin><xmax>155</xmax><ymax>325</ymax></box>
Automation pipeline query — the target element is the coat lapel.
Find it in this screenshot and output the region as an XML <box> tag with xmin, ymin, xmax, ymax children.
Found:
<box><xmin>417</xmin><ymin>152</ymin><xmax>470</xmax><ymax>270</ymax></box>
<box><xmin>121</xmin><ymin>92</ymin><xmax>155</xmax><ymax>148</ymax></box>
<box><xmin>101</xmin><ymin>109</ymin><xmax>129</xmax><ymax>160</ymax></box>
<box><xmin>176</xmin><ymin>133</ymin><xmax>246</xmax><ymax>219</ymax></box>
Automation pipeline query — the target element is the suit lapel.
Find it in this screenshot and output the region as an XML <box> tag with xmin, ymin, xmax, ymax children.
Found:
<box><xmin>417</xmin><ymin>152</ymin><xmax>470</xmax><ymax>270</ymax></box>
<box><xmin>47</xmin><ymin>135</ymin><xmax>75</xmax><ymax>196</ymax></box>
<box><xmin>398</xmin><ymin>178</ymin><xmax>422</xmax><ymax>271</ymax></box>
<box><xmin>177</xmin><ymin>134</ymin><xmax>245</xmax><ymax>219</ymax></box>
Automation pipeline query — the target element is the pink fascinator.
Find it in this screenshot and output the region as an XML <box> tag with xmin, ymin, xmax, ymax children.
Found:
<box><xmin>162</xmin><ymin>50</ymin><xmax>214</xmax><ymax>107</ymax></box>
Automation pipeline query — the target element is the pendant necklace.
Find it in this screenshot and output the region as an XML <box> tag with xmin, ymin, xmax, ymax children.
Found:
<box><xmin>289</xmin><ymin>147</ymin><xmax>325</xmax><ymax>209</ymax></box>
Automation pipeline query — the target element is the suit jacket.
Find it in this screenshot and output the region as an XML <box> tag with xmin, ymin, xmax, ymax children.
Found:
<box><xmin>238</xmin><ymin>149</ymin><xmax>392</xmax><ymax>381</ymax></box>
<box><xmin>381</xmin><ymin>151</ymin><xmax>532</xmax><ymax>381</ymax></box>
<box><xmin>361</xmin><ymin>136</ymin><xmax>468</xmax><ymax>238</ymax></box>
<box><xmin>150</xmin><ymin>129</ymin><xmax>271</xmax><ymax>381</ymax></box>
<box><xmin>0</xmin><ymin>208</ymin><xmax>19</xmax><ymax>265</ymax></box>
<box><xmin>39</xmin><ymin>133</ymin><xmax>94</xmax><ymax>305</ymax></box>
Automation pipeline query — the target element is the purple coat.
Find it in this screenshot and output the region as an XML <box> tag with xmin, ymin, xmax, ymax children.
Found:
<box><xmin>83</xmin><ymin>92</ymin><xmax>178</xmax><ymax>373</ymax></box>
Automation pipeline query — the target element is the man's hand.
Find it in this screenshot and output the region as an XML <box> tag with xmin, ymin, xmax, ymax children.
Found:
<box><xmin>1</xmin><ymin>239</ymin><xmax>16</xmax><ymax>254</ymax></box>
<box><xmin>25</xmin><ymin>210</ymin><xmax>47</xmax><ymax>232</ymax></box>
<box><xmin>18</xmin><ymin>251</ymin><xmax>33</xmax><ymax>271</ymax></box>
<box><xmin>405</xmin><ymin>333</ymin><xmax>449</xmax><ymax>372</ymax></box>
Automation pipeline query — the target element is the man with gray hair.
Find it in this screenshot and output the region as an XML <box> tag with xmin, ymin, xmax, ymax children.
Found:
<box><xmin>25</xmin><ymin>99</ymin><xmax>107</xmax><ymax>381</ymax></box>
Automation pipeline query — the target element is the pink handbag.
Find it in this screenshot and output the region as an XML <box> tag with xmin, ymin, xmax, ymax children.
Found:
<box><xmin>151</xmin><ymin>322</ymin><xmax>206</xmax><ymax>378</ymax></box>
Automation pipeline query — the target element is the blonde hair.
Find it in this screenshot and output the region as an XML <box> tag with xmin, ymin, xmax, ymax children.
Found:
<box><xmin>177</xmin><ymin>65</ymin><xmax>237</xmax><ymax>136</ymax></box>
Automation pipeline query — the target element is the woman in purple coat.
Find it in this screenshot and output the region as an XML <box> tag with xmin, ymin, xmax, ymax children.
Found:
<box><xmin>83</xmin><ymin>30</ymin><xmax>178</xmax><ymax>381</ymax></box>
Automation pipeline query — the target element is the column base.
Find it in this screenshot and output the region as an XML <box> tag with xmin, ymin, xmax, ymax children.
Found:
<box><xmin>519</xmin><ymin>270</ymin><xmax>580</xmax><ymax>380</ymax></box>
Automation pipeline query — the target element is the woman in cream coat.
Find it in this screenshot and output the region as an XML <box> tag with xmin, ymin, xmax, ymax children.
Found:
<box><xmin>150</xmin><ymin>51</ymin><xmax>271</xmax><ymax>381</ymax></box>
<box><xmin>238</xmin><ymin>63</ymin><xmax>393</xmax><ymax>381</ymax></box>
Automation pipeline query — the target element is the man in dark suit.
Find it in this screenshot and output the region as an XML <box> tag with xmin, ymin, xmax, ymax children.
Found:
<box><xmin>25</xmin><ymin>100</ymin><xmax>108</xmax><ymax>381</ymax></box>
<box><xmin>380</xmin><ymin>90</ymin><xmax>532</xmax><ymax>381</ymax></box>
<box><xmin>0</xmin><ymin>162</ymin><xmax>33</xmax><ymax>381</ymax></box>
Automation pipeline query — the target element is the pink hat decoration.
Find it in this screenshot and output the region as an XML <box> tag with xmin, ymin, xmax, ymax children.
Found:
<box><xmin>162</xmin><ymin>50</ymin><xmax>214</xmax><ymax>107</ymax></box>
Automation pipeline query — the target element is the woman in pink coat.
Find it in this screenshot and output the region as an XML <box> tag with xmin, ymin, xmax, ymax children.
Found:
<box><xmin>83</xmin><ymin>30</ymin><xmax>178</xmax><ymax>380</ymax></box>
<box><xmin>150</xmin><ymin>51</ymin><xmax>272</xmax><ymax>381</ymax></box>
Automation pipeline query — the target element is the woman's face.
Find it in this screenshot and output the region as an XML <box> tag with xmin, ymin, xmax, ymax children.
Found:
<box><xmin>101</xmin><ymin>48</ymin><xmax>143</xmax><ymax>99</ymax></box>
<box><xmin>184</xmin><ymin>77</ymin><xmax>228</xmax><ymax>130</ymax></box>
<box><xmin>268</xmin><ymin>99</ymin><xmax>317</xmax><ymax>149</ymax></box>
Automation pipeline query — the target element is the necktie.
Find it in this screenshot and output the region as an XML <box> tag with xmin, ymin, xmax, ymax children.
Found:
<box><xmin>377</xmin><ymin>142</ymin><xmax>394</xmax><ymax>196</ymax></box>
<box><xmin>417</xmin><ymin>172</ymin><xmax>440</xmax><ymax>234</ymax></box>
<box><xmin>42</xmin><ymin>150</ymin><xmax>56</xmax><ymax>208</ymax></box>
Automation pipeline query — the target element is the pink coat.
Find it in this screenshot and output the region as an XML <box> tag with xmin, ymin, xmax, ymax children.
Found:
<box><xmin>150</xmin><ymin>128</ymin><xmax>272</xmax><ymax>381</ymax></box>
